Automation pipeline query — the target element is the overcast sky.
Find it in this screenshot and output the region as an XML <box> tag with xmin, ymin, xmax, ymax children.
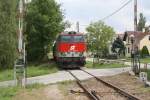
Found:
<box><xmin>56</xmin><ymin>0</ymin><xmax>150</xmax><ymax>33</ymax></box>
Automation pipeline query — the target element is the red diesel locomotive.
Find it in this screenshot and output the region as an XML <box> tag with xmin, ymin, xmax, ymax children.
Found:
<box><xmin>53</xmin><ymin>31</ymin><xmax>86</xmax><ymax>68</ymax></box>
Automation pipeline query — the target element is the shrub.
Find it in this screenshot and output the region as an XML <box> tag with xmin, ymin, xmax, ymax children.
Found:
<box><xmin>141</xmin><ymin>46</ymin><xmax>149</xmax><ymax>58</ymax></box>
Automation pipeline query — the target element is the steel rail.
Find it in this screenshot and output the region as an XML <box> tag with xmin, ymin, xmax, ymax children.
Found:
<box><xmin>80</xmin><ymin>69</ymin><xmax>141</xmax><ymax>100</ymax></box>
<box><xmin>67</xmin><ymin>70</ymin><xmax>100</xmax><ymax>100</ymax></box>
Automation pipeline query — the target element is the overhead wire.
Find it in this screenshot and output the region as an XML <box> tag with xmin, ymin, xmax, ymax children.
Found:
<box><xmin>100</xmin><ymin>0</ymin><xmax>133</xmax><ymax>21</ymax></box>
<box><xmin>80</xmin><ymin>0</ymin><xmax>133</xmax><ymax>27</ymax></box>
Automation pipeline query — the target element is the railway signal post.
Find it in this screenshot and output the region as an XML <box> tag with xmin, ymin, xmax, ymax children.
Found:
<box><xmin>14</xmin><ymin>0</ymin><xmax>26</xmax><ymax>87</ymax></box>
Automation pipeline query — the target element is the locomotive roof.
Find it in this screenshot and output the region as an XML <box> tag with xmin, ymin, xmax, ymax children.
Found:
<box><xmin>60</xmin><ymin>33</ymin><xmax>84</xmax><ymax>36</ymax></box>
<box><xmin>60</xmin><ymin>31</ymin><xmax>84</xmax><ymax>36</ymax></box>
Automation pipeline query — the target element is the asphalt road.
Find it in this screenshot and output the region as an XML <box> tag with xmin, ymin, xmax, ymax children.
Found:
<box><xmin>0</xmin><ymin>67</ymin><xmax>130</xmax><ymax>87</ymax></box>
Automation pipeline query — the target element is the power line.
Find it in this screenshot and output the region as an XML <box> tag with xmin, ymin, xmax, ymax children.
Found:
<box><xmin>101</xmin><ymin>0</ymin><xmax>133</xmax><ymax>21</ymax></box>
<box><xmin>73</xmin><ymin>0</ymin><xmax>133</xmax><ymax>28</ymax></box>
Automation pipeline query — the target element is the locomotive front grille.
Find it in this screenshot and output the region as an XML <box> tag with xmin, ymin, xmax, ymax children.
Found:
<box><xmin>58</xmin><ymin>57</ymin><xmax>85</xmax><ymax>62</ymax></box>
<box><xmin>58</xmin><ymin>52</ymin><xmax>85</xmax><ymax>57</ymax></box>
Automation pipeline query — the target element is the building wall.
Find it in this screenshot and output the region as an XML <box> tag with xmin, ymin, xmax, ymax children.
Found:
<box><xmin>125</xmin><ymin>35</ymin><xmax>150</xmax><ymax>57</ymax></box>
<box><xmin>139</xmin><ymin>35</ymin><xmax>150</xmax><ymax>52</ymax></box>
<box><xmin>124</xmin><ymin>36</ymin><xmax>132</xmax><ymax>57</ymax></box>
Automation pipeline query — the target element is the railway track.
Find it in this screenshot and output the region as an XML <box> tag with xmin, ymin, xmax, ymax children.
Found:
<box><xmin>67</xmin><ymin>69</ymin><xmax>141</xmax><ymax>100</ymax></box>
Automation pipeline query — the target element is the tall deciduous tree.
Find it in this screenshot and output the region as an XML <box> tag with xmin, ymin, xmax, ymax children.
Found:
<box><xmin>137</xmin><ymin>13</ymin><xmax>146</xmax><ymax>31</ymax></box>
<box><xmin>86</xmin><ymin>21</ymin><xmax>115</xmax><ymax>57</ymax></box>
<box><xmin>25</xmin><ymin>0</ymin><xmax>64</xmax><ymax>62</ymax></box>
<box><xmin>0</xmin><ymin>0</ymin><xmax>17</xmax><ymax>69</ymax></box>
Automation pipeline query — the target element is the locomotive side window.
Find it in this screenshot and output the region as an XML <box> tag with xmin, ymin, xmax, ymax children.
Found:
<box><xmin>74</xmin><ymin>36</ymin><xmax>84</xmax><ymax>42</ymax></box>
<box><xmin>61</xmin><ymin>36</ymin><xmax>71</xmax><ymax>42</ymax></box>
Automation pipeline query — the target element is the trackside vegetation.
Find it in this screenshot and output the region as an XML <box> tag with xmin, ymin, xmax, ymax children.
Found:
<box><xmin>0</xmin><ymin>83</ymin><xmax>45</xmax><ymax>100</ymax></box>
<box><xmin>0</xmin><ymin>0</ymin><xmax>17</xmax><ymax>69</ymax></box>
<box><xmin>25</xmin><ymin>0</ymin><xmax>64</xmax><ymax>62</ymax></box>
<box><xmin>0</xmin><ymin>63</ymin><xmax>58</xmax><ymax>82</ymax></box>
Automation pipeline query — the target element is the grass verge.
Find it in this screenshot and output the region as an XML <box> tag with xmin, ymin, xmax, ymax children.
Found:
<box><xmin>85</xmin><ymin>61</ymin><xmax>128</xmax><ymax>69</ymax></box>
<box><xmin>0</xmin><ymin>83</ymin><xmax>45</xmax><ymax>100</ymax></box>
<box><xmin>125</xmin><ymin>57</ymin><xmax>150</xmax><ymax>63</ymax></box>
<box><xmin>0</xmin><ymin>86</ymin><xmax>19</xmax><ymax>100</ymax></box>
<box><xmin>0</xmin><ymin>62</ymin><xmax>58</xmax><ymax>82</ymax></box>
<box><xmin>140</xmin><ymin>57</ymin><xmax>150</xmax><ymax>63</ymax></box>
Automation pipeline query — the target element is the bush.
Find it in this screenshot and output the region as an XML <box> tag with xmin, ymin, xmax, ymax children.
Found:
<box><xmin>140</xmin><ymin>46</ymin><xmax>149</xmax><ymax>58</ymax></box>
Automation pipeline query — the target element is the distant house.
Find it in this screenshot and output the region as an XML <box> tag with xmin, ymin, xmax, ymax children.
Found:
<box><xmin>123</xmin><ymin>31</ymin><xmax>150</xmax><ymax>56</ymax></box>
<box><xmin>117</xmin><ymin>33</ymin><xmax>124</xmax><ymax>39</ymax></box>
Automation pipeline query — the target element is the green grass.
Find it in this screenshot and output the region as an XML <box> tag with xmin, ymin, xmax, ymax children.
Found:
<box><xmin>140</xmin><ymin>57</ymin><xmax>150</xmax><ymax>63</ymax></box>
<box><xmin>85</xmin><ymin>61</ymin><xmax>127</xmax><ymax>69</ymax></box>
<box><xmin>125</xmin><ymin>57</ymin><xmax>150</xmax><ymax>63</ymax></box>
<box><xmin>0</xmin><ymin>86</ymin><xmax>20</xmax><ymax>100</ymax></box>
<box><xmin>0</xmin><ymin>69</ymin><xmax>14</xmax><ymax>82</ymax></box>
<box><xmin>26</xmin><ymin>63</ymin><xmax>58</xmax><ymax>77</ymax></box>
<box><xmin>0</xmin><ymin>62</ymin><xmax>58</xmax><ymax>82</ymax></box>
<box><xmin>0</xmin><ymin>83</ymin><xmax>45</xmax><ymax>100</ymax></box>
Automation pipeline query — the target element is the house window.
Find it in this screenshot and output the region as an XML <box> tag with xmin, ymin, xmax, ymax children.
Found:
<box><xmin>128</xmin><ymin>37</ymin><xmax>130</xmax><ymax>43</ymax></box>
<box><xmin>128</xmin><ymin>47</ymin><xmax>130</xmax><ymax>53</ymax></box>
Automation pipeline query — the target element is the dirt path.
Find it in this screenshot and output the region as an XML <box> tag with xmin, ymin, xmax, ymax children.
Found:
<box><xmin>13</xmin><ymin>85</ymin><xmax>65</xmax><ymax>100</ymax></box>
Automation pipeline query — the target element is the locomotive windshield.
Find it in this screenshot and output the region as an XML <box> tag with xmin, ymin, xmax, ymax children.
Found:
<box><xmin>61</xmin><ymin>36</ymin><xmax>72</xmax><ymax>42</ymax></box>
<box><xmin>73</xmin><ymin>36</ymin><xmax>84</xmax><ymax>42</ymax></box>
<box><xmin>60</xmin><ymin>35</ymin><xmax>84</xmax><ymax>42</ymax></box>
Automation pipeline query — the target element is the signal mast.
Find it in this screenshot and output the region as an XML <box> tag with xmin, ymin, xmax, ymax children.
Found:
<box><xmin>14</xmin><ymin>0</ymin><xmax>26</xmax><ymax>87</ymax></box>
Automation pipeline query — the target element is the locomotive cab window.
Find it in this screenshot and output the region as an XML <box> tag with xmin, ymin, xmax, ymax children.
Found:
<box><xmin>74</xmin><ymin>36</ymin><xmax>84</xmax><ymax>42</ymax></box>
<box><xmin>61</xmin><ymin>36</ymin><xmax>71</xmax><ymax>42</ymax></box>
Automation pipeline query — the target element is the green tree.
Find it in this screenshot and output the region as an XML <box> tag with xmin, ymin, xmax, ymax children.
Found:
<box><xmin>86</xmin><ymin>21</ymin><xmax>115</xmax><ymax>58</ymax></box>
<box><xmin>111</xmin><ymin>36</ymin><xmax>126</xmax><ymax>57</ymax></box>
<box><xmin>137</xmin><ymin>13</ymin><xmax>146</xmax><ymax>31</ymax></box>
<box><xmin>0</xmin><ymin>0</ymin><xmax>17</xmax><ymax>69</ymax></box>
<box><xmin>25</xmin><ymin>0</ymin><xmax>64</xmax><ymax>62</ymax></box>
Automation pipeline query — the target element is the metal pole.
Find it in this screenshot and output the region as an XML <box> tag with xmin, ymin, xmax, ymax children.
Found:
<box><xmin>76</xmin><ymin>21</ymin><xmax>79</xmax><ymax>32</ymax></box>
<box><xmin>134</xmin><ymin>0</ymin><xmax>137</xmax><ymax>31</ymax></box>
<box><xmin>15</xmin><ymin>0</ymin><xmax>26</xmax><ymax>87</ymax></box>
<box><xmin>18</xmin><ymin>0</ymin><xmax>23</xmax><ymax>54</ymax></box>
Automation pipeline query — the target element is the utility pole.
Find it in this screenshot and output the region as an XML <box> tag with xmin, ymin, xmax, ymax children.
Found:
<box><xmin>76</xmin><ymin>21</ymin><xmax>80</xmax><ymax>32</ymax></box>
<box><xmin>131</xmin><ymin>0</ymin><xmax>140</xmax><ymax>75</ymax></box>
<box><xmin>134</xmin><ymin>0</ymin><xmax>137</xmax><ymax>31</ymax></box>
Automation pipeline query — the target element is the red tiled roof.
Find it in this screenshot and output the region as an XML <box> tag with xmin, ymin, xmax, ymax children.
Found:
<box><xmin>123</xmin><ymin>31</ymin><xmax>150</xmax><ymax>41</ymax></box>
<box><xmin>115</xmin><ymin>33</ymin><xmax>124</xmax><ymax>40</ymax></box>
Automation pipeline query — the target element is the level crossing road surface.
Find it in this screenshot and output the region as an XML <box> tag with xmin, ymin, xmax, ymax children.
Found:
<box><xmin>0</xmin><ymin>67</ymin><xmax>130</xmax><ymax>87</ymax></box>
